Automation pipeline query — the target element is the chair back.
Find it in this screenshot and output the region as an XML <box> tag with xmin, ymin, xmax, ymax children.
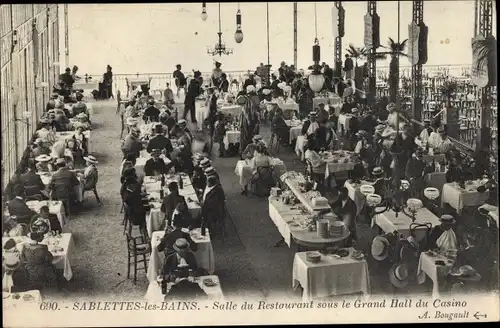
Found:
<box><xmin>409</xmin><ymin>222</ymin><xmax>432</xmax><ymax>251</ymax></box>
<box><xmin>125</xmin><ymin>232</ymin><xmax>148</xmax><ymax>254</ymax></box>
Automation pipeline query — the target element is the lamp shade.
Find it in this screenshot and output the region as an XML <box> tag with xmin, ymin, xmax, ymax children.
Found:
<box><xmin>308</xmin><ymin>73</ymin><xmax>325</xmax><ymax>93</ymax></box>
<box><xmin>234</xmin><ymin>30</ymin><xmax>244</xmax><ymax>43</ymax></box>
<box><xmin>366</xmin><ymin>194</ymin><xmax>382</xmax><ymax>207</ymax></box>
<box><xmin>406</xmin><ymin>198</ymin><xmax>423</xmax><ymax>212</ymax></box>
<box><xmin>359</xmin><ymin>185</ymin><xmax>375</xmax><ymax>196</ymax></box>
<box><xmin>424</xmin><ymin>187</ymin><xmax>440</xmax><ymax>200</ymax></box>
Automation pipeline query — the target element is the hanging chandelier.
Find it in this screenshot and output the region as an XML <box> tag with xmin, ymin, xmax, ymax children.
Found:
<box><xmin>234</xmin><ymin>3</ymin><xmax>243</xmax><ymax>43</ymax></box>
<box><xmin>207</xmin><ymin>3</ymin><xmax>233</xmax><ymax>56</ymax></box>
<box><xmin>308</xmin><ymin>3</ymin><xmax>325</xmax><ymax>93</ymax></box>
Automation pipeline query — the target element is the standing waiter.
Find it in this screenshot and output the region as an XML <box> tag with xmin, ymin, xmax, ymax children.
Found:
<box><xmin>183</xmin><ymin>71</ymin><xmax>202</xmax><ymax>124</ymax></box>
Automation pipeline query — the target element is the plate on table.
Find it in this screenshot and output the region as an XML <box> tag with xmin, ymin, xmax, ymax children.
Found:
<box><xmin>203</xmin><ymin>278</ymin><xmax>218</xmax><ymax>287</ymax></box>
<box><xmin>22</xmin><ymin>294</ymin><xmax>35</xmax><ymax>302</ymax></box>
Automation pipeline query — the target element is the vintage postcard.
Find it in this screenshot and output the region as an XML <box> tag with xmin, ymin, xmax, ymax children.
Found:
<box><xmin>1</xmin><ymin>1</ymin><xmax>498</xmax><ymax>326</ymax></box>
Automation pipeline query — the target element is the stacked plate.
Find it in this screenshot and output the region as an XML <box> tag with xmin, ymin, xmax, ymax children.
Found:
<box><xmin>305</xmin><ymin>251</ymin><xmax>322</xmax><ymax>263</ymax></box>
<box><xmin>329</xmin><ymin>221</ymin><xmax>345</xmax><ymax>237</ymax></box>
<box><xmin>316</xmin><ymin>220</ymin><xmax>329</xmax><ymax>238</ymax></box>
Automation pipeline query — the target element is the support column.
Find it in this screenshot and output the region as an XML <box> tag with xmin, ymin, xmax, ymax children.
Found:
<box><xmin>475</xmin><ymin>0</ymin><xmax>494</xmax><ymax>151</ymax></box>
<box><xmin>64</xmin><ymin>4</ymin><xmax>69</xmax><ymax>68</ymax></box>
<box><xmin>293</xmin><ymin>2</ymin><xmax>297</xmax><ymax>69</ymax></box>
<box><xmin>366</xmin><ymin>1</ymin><xmax>378</xmax><ymax>105</ymax></box>
<box><xmin>334</xmin><ymin>1</ymin><xmax>344</xmax><ymax>77</ymax></box>
<box><xmin>411</xmin><ymin>0</ymin><xmax>424</xmax><ymax>123</ymax></box>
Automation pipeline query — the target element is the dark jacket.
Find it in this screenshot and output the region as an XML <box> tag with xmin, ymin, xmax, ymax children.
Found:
<box><xmin>163</xmin><ymin>252</ymin><xmax>198</xmax><ymax>275</ymax></box>
<box><xmin>331</xmin><ymin>198</ymin><xmax>357</xmax><ymax>219</ymax></box>
<box><xmin>405</xmin><ymin>157</ymin><xmax>426</xmax><ymax>180</ymax></box>
<box><xmin>161</xmin><ymin>194</ymin><xmax>189</xmax><ymax>224</ymax></box>
<box><xmin>122</xmin><ymin>135</ymin><xmax>143</xmax><ymax>159</ymax></box>
<box><xmin>147</xmin><ymin>135</ymin><xmax>173</xmax><ymax>156</ymax></box>
<box><xmin>19</xmin><ymin>171</ymin><xmax>45</xmax><ymax>194</ymax></box>
<box><xmin>157</xmin><ymin>228</ymin><xmax>198</xmax><ymax>255</ymax></box>
<box><xmin>166</xmin><ymin>279</ymin><xmax>208</xmax><ymax>300</ymax></box>
<box><xmin>144</xmin><ymin>158</ymin><xmax>168</xmax><ymax>176</ymax></box>
<box><xmin>143</xmin><ymin>106</ymin><xmax>160</xmax><ymax>122</ymax></box>
<box><xmin>185</xmin><ymin>80</ymin><xmax>201</xmax><ymax>104</ymax></box>
<box><xmin>7</xmin><ymin>198</ymin><xmax>37</xmax><ymax>224</ymax></box>
<box><xmin>317</xmin><ymin>109</ymin><xmax>329</xmax><ymax>125</ymax></box>
<box><xmin>49</xmin><ymin>168</ymin><xmax>80</xmax><ymax>199</ymax></box>
<box><xmin>201</xmin><ymin>184</ymin><xmax>226</xmax><ymax>232</ymax></box>
<box><xmin>301</xmin><ymin>120</ymin><xmax>313</xmax><ymax>136</ymax></box>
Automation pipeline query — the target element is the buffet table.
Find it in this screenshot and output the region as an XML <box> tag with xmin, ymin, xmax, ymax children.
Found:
<box><xmin>25</xmin><ymin>200</ymin><xmax>66</xmax><ymax>228</ymax></box>
<box><xmin>145</xmin><ymin>275</ymin><xmax>223</xmax><ymax>301</ymax></box>
<box><xmin>268</xmin><ymin>197</ymin><xmax>349</xmax><ymax>248</ymax></box>
<box><xmin>282</xmin><ymin>173</ymin><xmax>331</xmax><ymax>213</ymax></box>
<box><xmin>2</xmin><ymin>233</ymin><xmax>74</xmax><ymax>281</ymax></box>
<box><xmin>292</xmin><ymin>248</ymin><xmax>370</xmax><ymax>300</ymax></box>
<box><xmin>143</xmin><ymin>175</ymin><xmax>201</xmax><ymax>236</ymax></box>
<box><xmin>234</xmin><ymin>158</ymin><xmax>286</xmax><ymax>187</ymax></box>
<box><xmin>441</xmin><ymin>181</ymin><xmax>490</xmax><ymax>213</ymax></box>
<box><xmin>147</xmin><ymin>229</ymin><xmax>215</xmax><ymax>282</ymax></box>
<box><xmin>371</xmin><ymin>208</ymin><xmax>441</xmax><ymax>242</ymax></box>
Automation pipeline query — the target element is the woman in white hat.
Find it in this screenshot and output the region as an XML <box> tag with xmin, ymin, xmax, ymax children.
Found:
<box><xmin>35</xmin><ymin>118</ymin><xmax>56</xmax><ymax>147</ymax></box>
<box><xmin>426</xmin><ymin>214</ymin><xmax>459</xmax><ymax>253</ymax></box>
<box><xmin>35</xmin><ymin>155</ymin><xmax>53</xmax><ymax>172</ymax></box>
<box><xmin>76</xmin><ymin>155</ymin><xmax>101</xmax><ymax>205</ymax></box>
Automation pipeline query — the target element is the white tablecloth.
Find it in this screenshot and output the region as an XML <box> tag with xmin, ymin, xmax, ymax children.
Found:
<box><xmin>344</xmin><ymin>180</ymin><xmax>373</xmax><ymax>216</ymax></box>
<box><xmin>54</xmin><ymin>131</ymin><xmax>91</xmax><ymax>153</ymax></box>
<box><xmin>371</xmin><ymin>208</ymin><xmax>441</xmax><ymax>242</ymax></box>
<box><xmin>25</xmin><ymin>200</ymin><xmax>66</xmax><ymax>229</ymax></box>
<box><xmin>147</xmin><ymin>230</ymin><xmax>215</xmax><ymax>282</ymax></box>
<box><xmin>278</xmin><ymin>102</ymin><xmax>299</xmax><ymax>111</ymax></box>
<box><xmin>338</xmin><ymin>114</ymin><xmax>353</xmax><ymax>136</ymax></box>
<box><xmin>295</xmin><ymin>135</ymin><xmax>306</xmax><ymax>160</ymax></box>
<box><xmin>223</xmin><ymin>130</ymin><xmax>241</xmax><ymax>149</ymax></box>
<box><xmin>283</xmin><ymin>175</ymin><xmax>332</xmax><ymax>213</ymax></box>
<box><xmin>37</xmin><ymin>172</ymin><xmax>85</xmax><ymax>203</ymax></box>
<box><xmin>218</xmin><ymin>105</ymin><xmax>241</xmax><ymax>117</ymax></box>
<box><xmin>292</xmin><ymin>249</ymin><xmax>370</xmax><ymax>300</ymax></box>
<box><xmin>2</xmin><ymin>233</ymin><xmax>74</xmax><ymax>281</ymax></box>
<box><xmin>135</xmin><ymin>151</ymin><xmax>173</xmax><ymax>179</ymax></box>
<box><xmin>285</xmin><ymin>120</ymin><xmax>303</xmax><ymax>142</ymax></box>
<box><xmin>441</xmin><ymin>182</ymin><xmax>490</xmax><ymax>213</ymax></box>
<box><xmin>195</xmin><ymin>101</ymin><xmax>209</xmax><ymax>130</ymax></box>
<box><xmin>144</xmin><ymin>175</ymin><xmax>201</xmax><ymax>237</ymax></box>
<box><xmin>145</xmin><ymin>275</ymin><xmax>223</xmax><ymax>301</ymax></box>
<box><xmin>268</xmin><ymin>197</ymin><xmax>309</xmax><ymax>247</ymax></box>
<box><xmin>416</xmin><ymin>252</ymin><xmax>455</xmax><ymax>299</ymax></box>
<box><xmin>478</xmin><ymin>204</ymin><xmax>499</xmax><ymax>225</ymax></box>
<box><xmin>323</xmin><ymin>151</ymin><xmax>356</xmax><ymax>180</ymax></box>
<box><xmin>234</xmin><ymin>158</ymin><xmax>286</xmax><ymax>187</ymax></box>
<box><xmin>2</xmin><ymin>290</ymin><xmax>42</xmax><ymax>309</ymax></box>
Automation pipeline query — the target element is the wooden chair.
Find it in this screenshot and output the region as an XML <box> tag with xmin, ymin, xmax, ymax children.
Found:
<box><xmin>305</xmin><ymin>159</ymin><xmax>324</xmax><ymax>186</ymax></box>
<box><xmin>82</xmin><ymin>169</ymin><xmax>101</xmax><ymax>204</ymax></box>
<box><xmin>125</xmin><ymin>232</ymin><xmax>150</xmax><ymax>284</ymax></box>
<box><xmin>122</xmin><ymin>203</ymin><xmax>149</xmax><ymax>239</ymax></box>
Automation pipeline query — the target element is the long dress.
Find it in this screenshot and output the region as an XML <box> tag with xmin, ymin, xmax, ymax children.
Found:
<box><xmin>23</xmin><ymin>244</ymin><xmax>58</xmax><ymax>288</ymax></box>
<box><xmin>239</xmin><ymin>95</ymin><xmax>258</xmax><ymax>155</ymax></box>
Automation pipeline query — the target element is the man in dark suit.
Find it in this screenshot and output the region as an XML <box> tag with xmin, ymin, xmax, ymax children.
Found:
<box><xmin>183</xmin><ymin>71</ymin><xmax>202</xmax><ymax>123</ymax></box>
<box><xmin>19</xmin><ymin>161</ymin><xmax>46</xmax><ymax>197</ymax></box>
<box><xmin>163</xmin><ymin>238</ymin><xmax>198</xmax><ymax>277</ymax></box>
<box><xmin>144</xmin><ymin>149</ymin><xmax>169</xmax><ymax>176</ymax></box>
<box><xmin>165</xmin><ymin>268</ymin><xmax>208</xmax><ymax>299</ymax></box>
<box><xmin>39</xmin><ymin>205</ymin><xmax>62</xmax><ymax>233</ymax></box>
<box><xmin>147</xmin><ymin>124</ymin><xmax>174</xmax><ymax>158</ymax></box>
<box><xmin>48</xmin><ymin>158</ymin><xmax>80</xmax><ymax>215</ymax></box>
<box><xmin>143</xmin><ymin>98</ymin><xmax>160</xmax><ymax>123</ymax></box>
<box><xmin>121</xmin><ymin>128</ymin><xmax>143</xmax><ymax>160</ymax></box>
<box><xmin>157</xmin><ymin>214</ymin><xmax>198</xmax><ymax>257</ymax></box>
<box><xmin>7</xmin><ymin>194</ymin><xmax>37</xmax><ymax>225</ymax></box>
<box><xmin>316</xmin><ymin>103</ymin><xmax>329</xmax><ymax>125</ymax></box>
<box><xmin>201</xmin><ymin>176</ymin><xmax>226</xmax><ymax>237</ymax></box>
<box><xmin>331</xmin><ymin>186</ymin><xmax>358</xmax><ymax>245</ymax></box>
<box><xmin>161</xmin><ymin>182</ymin><xmax>189</xmax><ymax>227</ymax></box>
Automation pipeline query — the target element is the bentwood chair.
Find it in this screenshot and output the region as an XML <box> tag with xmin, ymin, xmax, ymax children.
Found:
<box><xmin>125</xmin><ymin>232</ymin><xmax>150</xmax><ymax>284</ymax></box>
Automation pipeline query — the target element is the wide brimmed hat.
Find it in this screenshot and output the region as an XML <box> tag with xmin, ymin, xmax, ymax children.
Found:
<box><xmin>39</xmin><ymin>118</ymin><xmax>51</xmax><ymax>124</ymax></box>
<box><xmin>126</xmin><ymin>117</ymin><xmax>139</xmax><ymax>126</ymax></box>
<box><xmin>173</xmin><ymin>238</ymin><xmax>190</xmax><ymax>253</ymax></box>
<box><xmin>372</xmin><ymin>167</ymin><xmax>384</xmax><ymax>176</ymax></box>
<box><xmin>308</xmin><ymin>111</ymin><xmax>318</xmax><ymax>118</ymax></box>
<box><xmin>204</xmin><ymin>166</ymin><xmax>217</xmax><ymax>176</ymax></box>
<box><xmin>262</xmin><ymin>88</ymin><xmax>272</xmax><ymax>96</ymax></box>
<box><xmin>246</xmin><ymin>85</ymin><xmax>256</xmax><ymax>93</ymax></box>
<box><xmin>253</xmin><ymin>135</ymin><xmax>263</xmax><ymax>141</ymax></box>
<box><xmin>440</xmin><ymin>214</ymin><xmax>455</xmax><ymax>224</ymax></box>
<box><xmin>375</xmin><ymin>124</ymin><xmax>386</xmax><ymax>134</ymax></box>
<box><xmin>399</xmin><ymin>244</ymin><xmax>416</xmax><ymax>262</ymax></box>
<box><xmin>199</xmin><ymin>158</ymin><xmax>211</xmax><ymax>168</ymax></box>
<box><xmin>83</xmin><ymin>155</ymin><xmax>98</xmax><ymax>164</ymax></box>
<box><xmin>148</xmin><ymin>98</ymin><xmax>155</xmax><ymax>105</ymax></box>
<box><xmin>194</xmin><ymin>154</ymin><xmax>204</xmax><ymax>161</ymax></box>
<box><xmin>371</xmin><ymin>235</ymin><xmax>391</xmax><ymax>261</ymax></box>
<box><xmin>35</xmin><ymin>155</ymin><xmax>52</xmax><ymax>162</ymax></box>
<box><xmin>356</xmin><ymin>130</ymin><xmax>369</xmax><ymax>138</ymax></box>
<box><xmin>177</xmin><ymin>119</ymin><xmax>187</xmax><ymax>128</ymax></box>
<box><xmin>150</xmin><ymin>148</ymin><xmax>161</xmax><ymax>155</ymax></box>
<box><xmin>55</xmin><ymin>158</ymin><xmax>66</xmax><ymax>165</ymax></box>
<box><xmin>386</xmin><ymin>102</ymin><xmax>397</xmax><ymax>111</ymax></box>
<box><xmin>351</xmin><ymin>107</ymin><xmax>359</xmax><ymax>113</ymax></box>
<box><xmin>389</xmin><ymin>263</ymin><xmax>409</xmax><ymax>288</ymax></box>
